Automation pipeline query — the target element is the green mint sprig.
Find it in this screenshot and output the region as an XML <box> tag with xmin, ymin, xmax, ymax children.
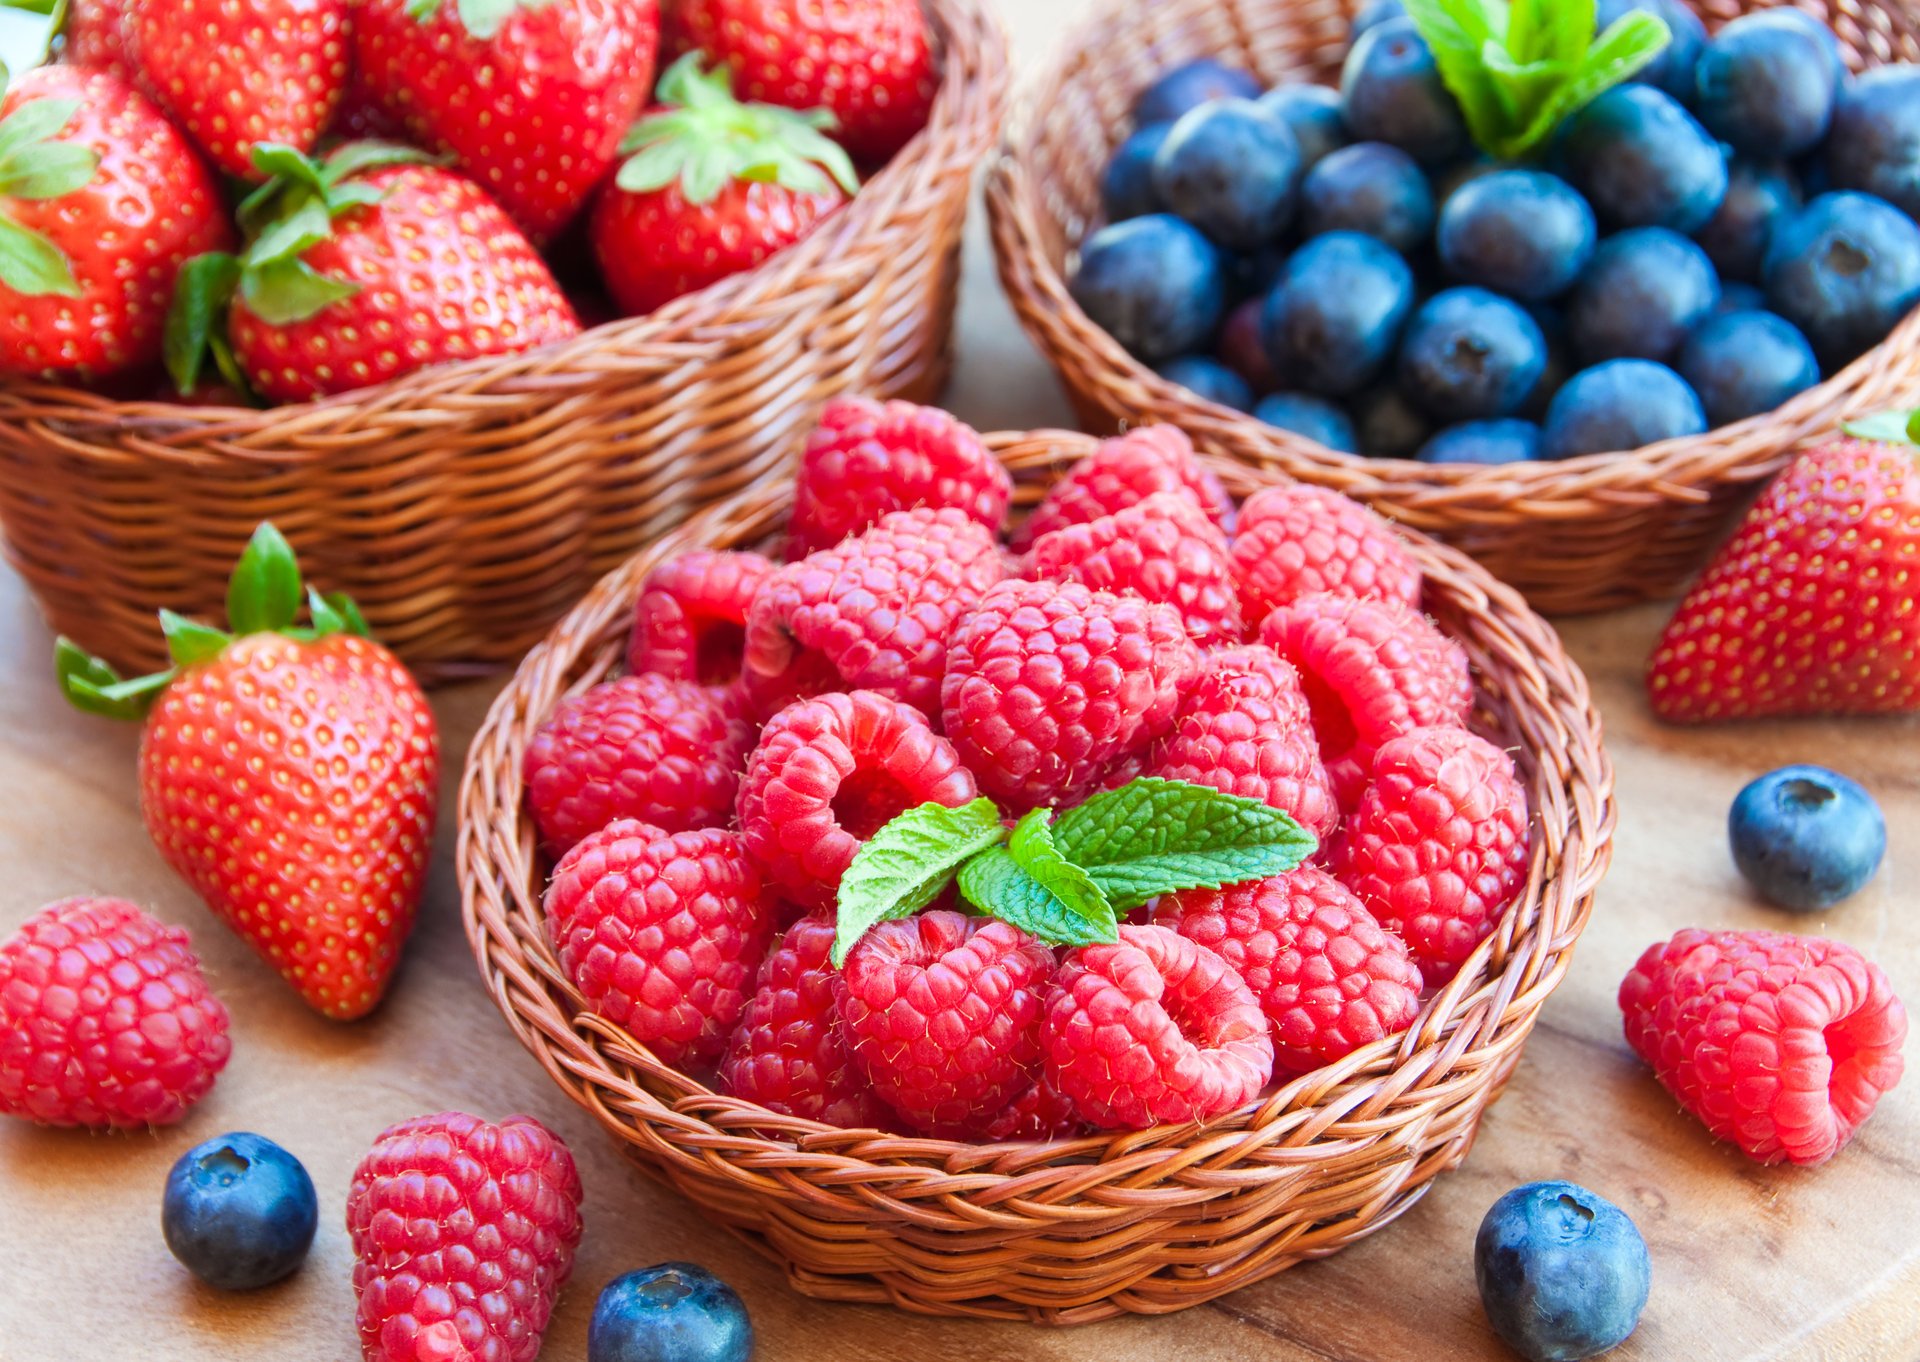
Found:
<box><xmin>832</xmin><ymin>798</ymin><xmax>1007</xmax><ymax>966</ymax></box>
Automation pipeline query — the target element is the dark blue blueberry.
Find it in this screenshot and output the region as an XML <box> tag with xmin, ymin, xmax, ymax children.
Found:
<box><xmin>1153</xmin><ymin>99</ymin><xmax>1302</xmax><ymax>250</ymax></box>
<box><xmin>1430</xmin><ymin>157</ymin><xmax>1496</xmax><ymax>211</ymax></box>
<box><xmin>1567</xmin><ymin>227</ymin><xmax>1720</xmax><ymax>364</ymax></box>
<box><xmin>1554</xmin><ymin>84</ymin><xmax>1728</xmax><ymax>232</ymax></box>
<box><xmin>1069</xmin><ymin>213</ymin><xmax>1226</xmax><ymax>360</ymax></box>
<box><xmin>1350</xmin><ymin>0</ymin><xmax>1405</xmax><ymax>42</ymax></box>
<box><xmin>1226</xmin><ymin>245</ymin><xmax>1289</xmax><ymax>300</ymax></box>
<box><xmin>1768</xmin><ymin>8</ymin><xmax>1849</xmax><ymax>86</ymax></box>
<box><xmin>1694</xmin><ymin>13</ymin><xmax>1840</xmax><ymax>160</ymax></box>
<box><xmin>1598</xmin><ymin>0</ymin><xmax>1708</xmax><ymax>104</ymax></box>
<box><xmin>1541</xmin><ymin>359</ymin><xmax>1706</xmax><ymax>458</ymax></box>
<box><xmin>1340</xmin><ymin>17</ymin><xmax>1469</xmax><ymax>167</ymax></box>
<box><xmin>1261</xmin><ymin>230</ymin><xmax>1416</xmax><ymax>395</ymax></box>
<box><xmin>1476</xmin><ymin>1181</ymin><xmax>1652</xmax><ymax>1362</ymax></box>
<box><xmin>1437</xmin><ymin>169</ymin><xmax>1597</xmax><ymax>301</ymax></box>
<box><xmin>1101</xmin><ymin>123</ymin><xmax>1170</xmax><ymax>223</ymax></box>
<box><xmin>1254</xmin><ymin>392</ymin><xmax>1358</xmax><ymax>451</ymax></box>
<box><xmin>162</xmin><ymin>1133</ymin><xmax>318</xmax><ymax>1292</ymax></box>
<box><xmin>1519</xmin><ymin>324</ymin><xmax>1573</xmax><ymax>420</ymax></box>
<box><xmin>1258</xmin><ymin>84</ymin><xmax>1349</xmax><ymax>171</ymax></box>
<box><xmin>1354</xmin><ymin>384</ymin><xmax>1432</xmax><ymax>457</ymax></box>
<box><xmin>1695</xmin><ymin>159</ymin><xmax>1802</xmax><ymax>283</ymax></box>
<box><xmin>1827</xmin><ymin>65</ymin><xmax>1920</xmax><ymax>222</ymax></box>
<box><xmin>1713</xmin><ymin>280</ymin><xmax>1769</xmax><ymax>315</ymax></box>
<box><xmin>1300</xmin><ymin>142</ymin><xmax>1434</xmax><ymax>254</ymax></box>
<box><xmin>1677</xmin><ymin>309</ymin><xmax>1820</xmax><ymax>426</ymax></box>
<box><xmin>1216</xmin><ymin>297</ymin><xmax>1276</xmax><ymax>392</ymax></box>
<box><xmin>589</xmin><ymin>1263</ymin><xmax>753</xmax><ymax>1362</ymax></box>
<box><xmin>1729</xmin><ymin>764</ymin><xmax>1887</xmax><ymax>912</ymax></box>
<box><xmin>1133</xmin><ymin>59</ymin><xmax>1263</xmax><ymax>127</ymax></box>
<box><xmin>1397</xmin><ymin>287</ymin><xmax>1548</xmax><ymax>420</ymax></box>
<box><xmin>1416</xmin><ymin>419</ymin><xmax>1541</xmax><ymax>465</ymax></box>
<box><xmin>1156</xmin><ymin>354</ymin><xmax>1256</xmax><ymax>410</ymax></box>
<box><xmin>1764</xmin><ymin>190</ymin><xmax>1920</xmax><ymax>369</ymax></box>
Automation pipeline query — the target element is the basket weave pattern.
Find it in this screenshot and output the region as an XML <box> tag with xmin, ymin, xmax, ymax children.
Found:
<box><xmin>0</xmin><ymin>0</ymin><xmax>1005</xmax><ymax>683</ymax></box>
<box><xmin>456</xmin><ymin>432</ymin><xmax>1616</xmax><ymax>1323</ymax></box>
<box><xmin>987</xmin><ymin>0</ymin><xmax>1920</xmax><ymax>615</ymax></box>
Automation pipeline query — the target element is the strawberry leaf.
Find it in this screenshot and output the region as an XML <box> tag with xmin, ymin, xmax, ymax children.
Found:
<box><xmin>833</xmin><ymin>797</ymin><xmax>1006</xmax><ymax>966</ymax></box>
<box><xmin>0</xmin><ymin>0</ymin><xmax>64</xmax><ymax>77</ymax></box>
<box><xmin>1843</xmin><ymin>410</ymin><xmax>1920</xmax><ymax>446</ymax></box>
<box><xmin>0</xmin><ymin>212</ymin><xmax>75</xmax><ymax>295</ymax></box>
<box><xmin>238</xmin><ymin>257</ymin><xmax>359</xmax><ymax>326</ymax></box>
<box><xmin>159</xmin><ymin>609</ymin><xmax>232</xmax><ymax>667</ymax></box>
<box><xmin>164</xmin><ymin>251</ymin><xmax>240</xmax><ymax>396</ymax></box>
<box><xmin>54</xmin><ymin>637</ymin><xmax>175</xmax><ymax>720</ymax></box>
<box><xmin>226</xmin><ymin>523</ymin><xmax>303</xmax><ymax>635</ymax></box>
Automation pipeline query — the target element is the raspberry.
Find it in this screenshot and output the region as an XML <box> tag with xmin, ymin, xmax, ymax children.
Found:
<box><xmin>1154</xmin><ymin>867</ymin><xmax>1423</xmax><ymax>1073</ymax></box>
<box><xmin>1044</xmin><ymin>924</ymin><xmax>1274</xmax><ymax>1129</ymax></box>
<box><xmin>523</xmin><ymin>673</ymin><xmax>755</xmax><ymax>856</ymax></box>
<box><xmin>736</xmin><ymin>691</ymin><xmax>978</xmax><ymax>910</ymax></box>
<box><xmin>743</xmin><ymin>507</ymin><xmax>1007</xmax><ymax>720</ymax></box>
<box><xmin>835</xmin><ymin>910</ymin><xmax>1055</xmax><ymax>1139</ymax></box>
<box><xmin>1620</xmin><ymin>929</ymin><xmax>1907</xmax><ymax>1166</ymax></box>
<box><xmin>980</xmin><ymin>1073</ymin><xmax>1083</xmax><ymax>1142</ymax></box>
<box><xmin>718</xmin><ymin>915</ymin><xmax>894</xmax><ymax>1129</ymax></box>
<box><xmin>1144</xmin><ymin>644</ymin><xmax>1339</xmax><ymax>840</ymax></box>
<box><xmin>941</xmin><ymin>577</ymin><xmax>1201</xmax><ymax>810</ymax></box>
<box><xmin>0</xmin><ymin>897</ymin><xmax>230</xmax><ymax>1129</ymax></box>
<box><xmin>1025</xmin><ymin>491</ymin><xmax>1242</xmax><ymax>643</ymax></box>
<box><xmin>627</xmin><ymin>549</ymin><xmax>774</xmax><ymax>685</ymax></box>
<box><xmin>1333</xmin><ymin>727</ymin><xmax>1529</xmax><ymax>984</ymax></box>
<box><xmin>348</xmin><ymin>1111</ymin><xmax>583</xmax><ymax>1362</ymax></box>
<box><xmin>544</xmin><ymin>820</ymin><xmax>776</xmax><ymax>1069</ymax></box>
<box><xmin>788</xmin><ymin>397</ymin><xmax>1012</xmax><ymax>556</ymax></box>
<box><xmin>1014</xmin><ymin>425</ymin><xmax>1235</xmax><ymax>549</ymax></box>
<box><xmin>1231</xmin><ymin>483</ymin><xmax>1423</xmax><ymax>624</ymax></box>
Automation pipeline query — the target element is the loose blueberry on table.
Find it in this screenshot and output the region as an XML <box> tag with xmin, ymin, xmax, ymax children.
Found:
<box><xmin>1729</xmin><ymin>764</ymin><xmax>1888</xmax><ymax>912</ymax></box>
<box><xmin>162</xmin><ymin>1134</ymin><xmax>319</xmax><ymax>1292</ymax></box>
<box><xmin>1475</xmin><ymin>1181</ymin><xmax>1651</xmax><ymax>1362</ymax></box>
<box><xmin>589</xmin><ymin>1263</ymin><xmax>754</xmax><ymax>1362</ymax></box>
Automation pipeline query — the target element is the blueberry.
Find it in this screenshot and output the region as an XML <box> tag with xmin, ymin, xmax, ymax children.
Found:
<box><xmin>1261</xmin><ymin>230</ymin><xmax>1415</xmax><ymax>395</ymax></box>
<box><xmin>1695</xmin><ymin>13</ymin><xmax>1840</xmax><ymax>160</ymax></box>
<box><xmin>1764</xmin><ymin>190</ymin><xmax>1920</xmax><ymax>369</ymax></box>
<box><xmin>1542</xmin><ymin>359</ymin><xmax>1705</xmax><ymax>458</ymax></box>
<box><xmin>1476</xmin><ymin>1181</ymin><xmax>1652</xmax><ymax>1362</ymax></box>
<box><xmin>1300</xmin><ymin>142</ymin><xmax>1434</xmax><ymax>254</ymax></box>
<box><xmin>1694</xmin><ymin>159</ymin><xmax>1802</xmax><ymax>283</ymax></box>
<box><xmin>1254</xmin><ymin>392</ymin><xmax>1358</xmax><ymax>452</ymax></box>
<box><xmin>1827</xmin><ymin>66</ymin><xmax>1920</xmax><ymax>222</ymax></box>
<box><xmin>1677</xmin><ymin>310</ymin><xmax>1820</xmax><ymax>426</ymax></box>
<box><xmin>1340</xmin><ymin>17</ymin><xmax>1469</xmax><ymax>167</ymax></box>
<box><xmin>1101</xmin><ymin>123</ymin><xmax>1170</xmax><ymax>223</ymax></box>
<box><xmin>1226</xmin><ymin>245</ymin><xmax>1289</xmax><ymax>300</ymax></box>
<box><xmin>1598</xmin><ymin>0</ymin><xmax>1707</xmax><ymax>104</ymax></box>
<box><xmin>1350</xmin><ymin>0</ymin><xmax>1405</xmax><ymax>42</ymax></box>
<box><xmin>1555</xmin><ymin>84</ymin><xmax>1728</xmax><ymax>232</ymax></box>
<box><xmin>1070</xmin><ymin>214</ymin><xmax>1226</xmax><ymax>360</ymax></box>
<box><xmin>1258</xmin><ymin>84</ymin><xmax>1349</xmax><ymax>171</ymax></box>
<box><xmin>1729</xmin><ymin>764</ymin><xmax>1887</xmax><ymax>912</ymax></box>
<box><xmin>1767</xmin><ymin>8</ymin><xmax>1849</xmax><ymax>87</ymax></box>
<box><xmin>1354</xmin><ymin>384</ymin><xmax>1432</xmax><ymax>457</ymax></box>
<box><xmin>1153</xmin><ymin>99</ymin><xmax>1302</xmax><ymax>250</ymax></box>
<box><xmin>162</xmin><ymin>1133</ymin><xmax>318</xmax><ymax>1291</ymax></box>
<box><xmin>588</xmin><ymin>1263</ymin><xmax>753</xmax><ymax>1362</ymax></box>
<box><xmin>1567</xmin><ymin>227</ymin><xmax>1720</xmax><ymax>365</ymax></box>
<box><xmin>1713</xmin><ymin>279</ymin><xmax>1769</xmax><ymax>315</ymax></box>
<box><xmin>1133</xmin><ymin>59</ymin><xmax>1263</xmax><ymax>127</ymax></box>
<box><xmin>1398</xmin><ymin>287</ymin><xmax>1548</xmax><ymax>420</ymax></box>
<box><xmin>1416</xmin><ymin>419</ymin><xmax>1541</xmax><ymax>465</ymax></box>
<box><xmin>1216</xmin><ymin>297</ymin><xmax>1276</xmax><ymax>392</ymax></box>
<box><xmin>1156</xmin><ymin>354</ymin><xmax>1255</xmax><ymax>410</ymax></box>
<box><xmin>1437</xmin><ymin>170</ymin><xmax>1596</xmax><ymax>301</ymax></box>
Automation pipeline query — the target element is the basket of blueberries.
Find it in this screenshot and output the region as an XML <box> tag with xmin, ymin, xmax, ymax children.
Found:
<box><xmin>988</xmin><ymin>0</ymin><xmax>1920</xmax><ymax>613</ymax></box>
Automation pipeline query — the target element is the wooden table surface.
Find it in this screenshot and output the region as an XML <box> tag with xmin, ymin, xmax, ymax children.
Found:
<box><xmin>4</xmin><ymin>4</ymin><xmax>1920</xmax><ymax>1359</ymax></box>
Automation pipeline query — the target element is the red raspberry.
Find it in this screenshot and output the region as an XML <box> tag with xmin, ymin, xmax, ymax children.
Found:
<box><xmin>980</xmin><ymin>1073</ymin><xmax>1083</xmax><ymax>1142</ymax></box>
<box><xmin>348</xmin><ymin>1111</ymin><xmax>583</xmax><ymax>1362</ymax></box>
<box><xmin>788</xmin><ymin>397</ymin><xmax>1012</xmax><ymax>557</ymax></box>
<box><xmin>1043</xmin><ymin>924</ymin><xmax>1274</xmax><ymax>1130</ymax></box>
<box><xmin>544</xmin><ymin>820</ymin><xmax>776</xmax><ymax>1069</ymax></box>
<box><xmin>1025</xmin><ymin>491</ymin><xmax>1243</xmax><ymax>644</ymax></box>
<box><xmin>941</xmin><ymin>577</ymin><xmax>1201</xmax><ymax>810</ymax></box>
<box><xmin>1619</xmin><ymin>929</ymin><xmax>1906</xmax><ymax>1166</ymax></box>
<box><xmin>742</xmin><ymin>507</ymin><xmax>1007</xmax><ymax>720</ymax></box>
<box><xmin>627</xmin><ymin>549</ymin><xmax>774</xmax><ymax>685</ymax></box>
<box><xmin>1144</xmin><ymin>644</ymin><xmax>1339</xmax><ymax>840</ymax></box>
<box><xmin>835</xmin><ymin>910</ymin><xmax>1055</xmax><ymax>1139</ymax></box>
<box><xmin>1332</xmin><ymin>727</ymin><xmax>1529</xmax><ymax>984</ymax></box>
<box><xmin>1231</xmin><ymin>483</ymin><xmax>1423</xmax><ymax>624</ymax></box>
<box><xmin>736</xmin><ymin>691</ymin><xmax>977</xmax><ymax>910</ymax></box>
<box><xmin>523</xmin><ymin>673</ymin><xmax>754</xmax><ymax>856</ymax></box>
<box><xmin>1014</xmin><ymin>425</ymin><xmax>1235</xmax><ymax>549</ymax></box>
<box><xmin>1154</xmin><ymin>867</ymin><xmax>1423</xmax><ymax>1073</ymax></box>
<box><xmin>0</xmin><ymin>897</ymin><xmax>230</xmax><ymax>1129</ymax></box>
<box><xmin>718</xmin><ymin>915</ymin><xmax>894</xmax><ymax>1129</ymax></box>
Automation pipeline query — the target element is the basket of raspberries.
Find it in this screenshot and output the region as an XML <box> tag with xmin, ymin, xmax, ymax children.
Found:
<box><xmin>988</xmin><ymin>0</ymin><xmax>1920</xmax><ymax>613</ymax></box>
<box><xmin>455</xmin><ymin>401</ymin><xmax>1617</xmax><ymax>1322</ymax></box>
<box><xmin>0</xmin><ymin>0</ymin><xmax>1006</xmax><ymax>682</ymax></box>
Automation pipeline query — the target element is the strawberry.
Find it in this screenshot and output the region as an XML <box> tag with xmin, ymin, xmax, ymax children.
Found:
<box><xmin>588</xmin><ymin>55</ymin><xmax>857</xmax><ymax>317</ymax></box>
<box><xmin>124</xmin><ymin>0</ymin><xmax>350</xmax><ymax>179</ymax></box>
<box><xmin>0</xmin><ymin>65</ymin><xmax>232</xmax><ymax>381</ymax></box>
<box><xmin>354</xmin><ymin>0</ymin><xmax>659</xmax><ymax>240</ymax></box>
<box><xmin>57</xmin><ymin>525</ymin><xmax>440</xmax><ymax>1021</ymax></box>
<box><xmin>1648</xmin><ymin>419</ymin><xmax>1920</xmax><ymax>722</ymax></box>
<box><xmin>666</xmin><ymin>0</ymin><xmax>937</xmax><ymax>164</ymax></box>
<box><xmin>63</xmin><ymin>0</ymin><xmax>136</xmax><ymax>82</ymax></box>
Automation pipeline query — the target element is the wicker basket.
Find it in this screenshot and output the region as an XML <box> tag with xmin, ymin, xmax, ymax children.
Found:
<box><xmin>987</xmin><ymin>0</ymin><xmax>1920</xmax><ymax>615</ymax></box>
<box><xmin>0</xmin><ymin>0</ymin><xmax>1005</xmax><ymax>684</ymax></box>
<box><xmin>456</xmin><ymin>431</ymin><xmax>1616</xmax><ymax>1324</ymax></box>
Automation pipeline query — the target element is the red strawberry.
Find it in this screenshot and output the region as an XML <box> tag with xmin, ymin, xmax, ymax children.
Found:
<box><xmin>1649</xmin><ymin>428</ymin><xmax>1920</xmax><ymax>721</ymax></box>
<box><xmin>354</xmin><ymin>0</ymin><xmax>659</xmax><ymax>240</ymax></box>
<box><xmin>64</xmin><ymin>0</ymin><xmax>136</xmax><ymax>82</ymax></box>
<box><xmin>57</xmin><ymin>525</ymin><xmax>439</xmax><ymax>1021</ymax></box>
<box><xmin>589</xmin><ymin>56</ymin><xmax>858</xmax><ymax>317</ymax></box>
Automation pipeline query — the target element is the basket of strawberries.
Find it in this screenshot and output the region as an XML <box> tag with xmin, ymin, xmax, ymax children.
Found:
<box><xmin>455</xmin><ymin>404</ymin><xmax>1616</xmax><ymax>1322</ymax></box>
<box><xmin>0</xmin><ymin>0</ymin><xmax>1006</xmax><ymax>681</ymax></box>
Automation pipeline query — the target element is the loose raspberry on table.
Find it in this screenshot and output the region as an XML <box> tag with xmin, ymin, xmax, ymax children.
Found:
<box><xmin>1044</xmin><ymin>924</ymin><xmax>1274</xmax><ymax>1130</ymax></box>
<box><xmin>348</xmin><ymin>1111</ymin><xmax>583</xmax><ymax>1362</ymax></box>
<box><xmin>742</xmin><ymin>507</ymin><xmax>1007</xmax><ymax>720</ymax></box>
<box><xmin>1025</xmin><ymin>490</ymin><xmax>1243</xmax><ymax>644</ymax></box>
<box><xmin>1155</xmin><ymin>866</ymin><xmax>1423</xmax><ymax>1073</ymax></box>
<box><xmin>836</xmin><ymin>911</ymin><xmax>1056</xmax><ymax>1139</ymax></box>
<box><xmin>1231</xmin><ymin>482</ymin><xmax>1423</xmax><ymax>623</ymax></box>
<box><xmin>627</xmin><ymin>549</ymin><xmax>774</xmax><ymax>685</ymax></box>
<box><xmin>1013</xmin><ymin>425</ymin><xmax>1235</xmax><ymax>549</ymax></box>
<box><xmin>941</xmin><ymin>577</ymin><xmax>1201</xmax><ymax>810</ymax></box>
<box><xmin>788</xmin><ymin>397</ymin><xmax>1012</xmax><ymax>557</ymax></box>
<box><xmin>0</xmin><ymin>897</ymin><xmax>230</xmax><ymax>1129</ymax></box>
<box><xmin>1333</xmin><ymin>727</ymin><xmax>1529</xmax><ymax>984</ymax></box>
<box><xmin>544</xmin><ymin>820</ymin><xmax>776</xmax><ymax>1070</ymax></box>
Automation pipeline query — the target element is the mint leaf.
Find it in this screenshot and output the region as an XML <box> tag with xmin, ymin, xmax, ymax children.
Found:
<box><xmin>956</xmin><ymin>839</ymin><xmax>1118</xmax><ymax>948</ymax></box>
<box><xmin>832</xmin><ymin>798</ymin><xmax>1006</xmax><ymax>966</ymax></box>
<box><xmin>1007</xmin><ymin>807</ymin><xmax>1113</xmax><ymax>923</ymax></box>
